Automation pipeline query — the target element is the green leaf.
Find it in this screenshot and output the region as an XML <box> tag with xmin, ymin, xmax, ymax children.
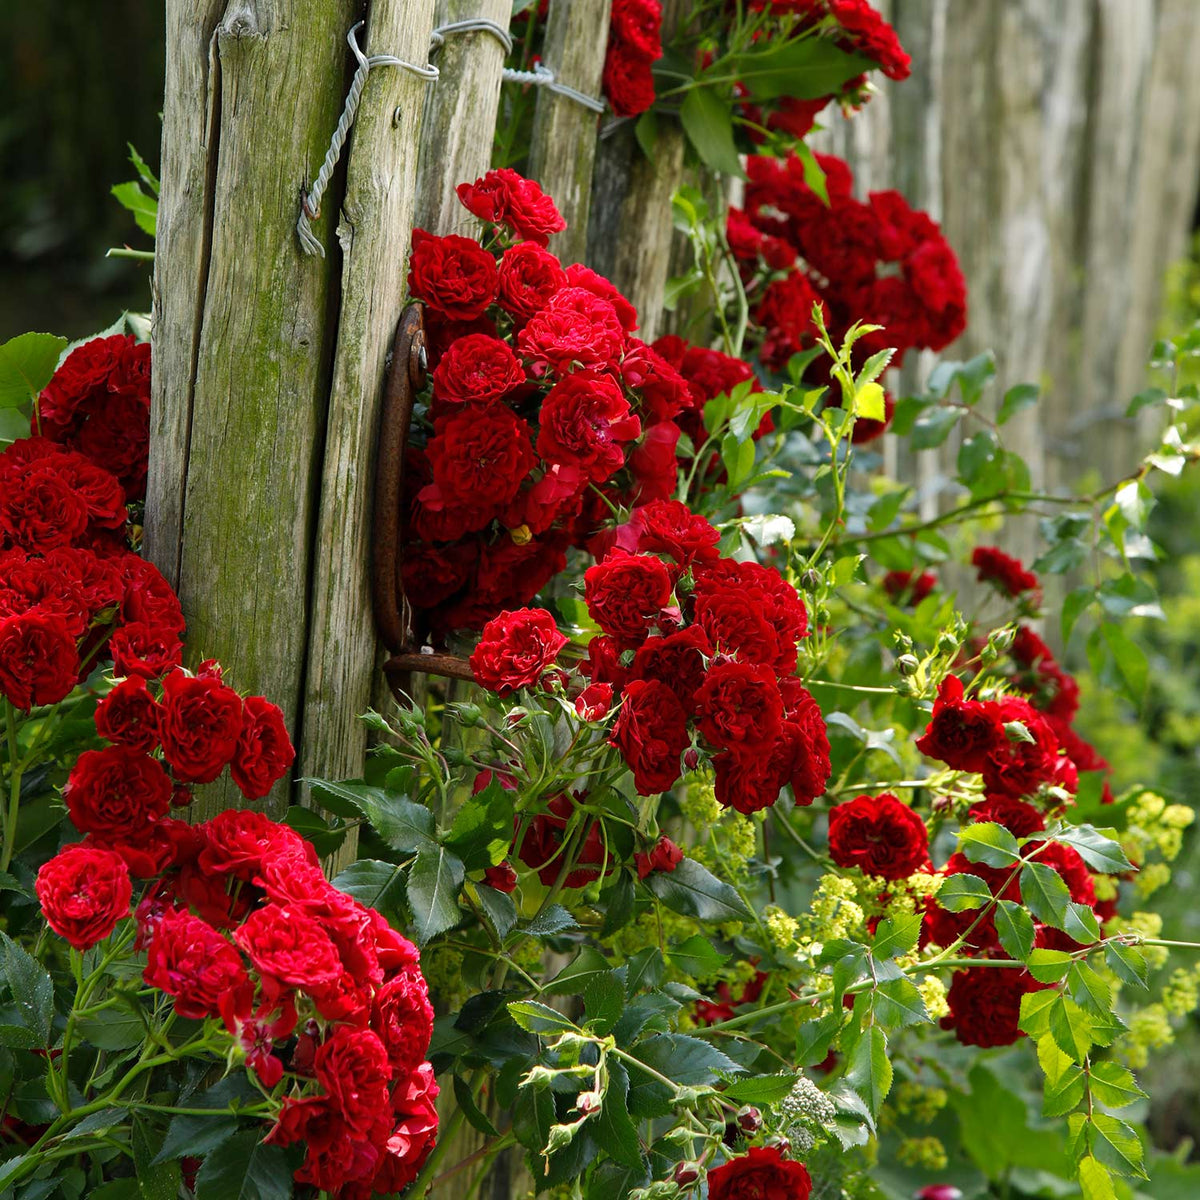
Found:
<box><xmin>1101</xmin><ymin>622</ymin><xmax>1148</xmax><ymax>704</ymax></box>
<box><xmin>870</xmin><ymin>976</ymin><xmax>928</xmax><ymax>1029</ymax></box>
<box><xmin>444</xmin><ymin>778</ymin><xmax>515</xmax><ymax>872</ymax></box>
<box><xmin>590</xmin><ymin>1062</ymin><xmax>643</xmax><ymax>1170</ymax></box>
<box><xmin>154</xmin><ymin>1113</ymin><xmax>240</xmax><ymax>1164</ymax></box>
<box><xmin>729</xmin><ymin>38</ymin><xmax>875</xmax><ymax>101</ymax></box>
<box><xmin>1048</xmin><ymin>993</ymin><xmax>1094</xmax><ymax>1063</ymax></box>
<box><xmin>1061</xmin><ymin>586</ymin><xmax>1095</xmax><ymax>644</ymax></box>
<box><xmin>853</xmin><ymin>381</ymin><xmax>886</xmax><ymax>422</ymax></box>
<box><xmin>1077</xmin><ymin>1155</ymin><xmax>1117</xmax><ymax>1200</ymax></box>
<box><xmin>1021</xmin><ymin>861</ymin><xmax>1072</xmax><ymax>927</ymax></box>
<box><xmin>1027</xmin><ymin>948</ymin><xmax>1074</xmax><ymax>983</ymax></box>
<box><xmin>512</xmin><ymin>1085</ymin><xmax>555</xmax><ymax>1153</ymax></box>
<box><xmin>644</xmin><ymin>857</ymin><xmax>751</xmax><ymax>922</ymax></box>
<box><xmin>632</xmin><ymin>1034</ymin><xmax>740</xmax><ymax>1087</ymax></box>
<box><xmin>304</xmin><ymin>779</ymin><xmax>436</xmax><ymax>853</ymax></box>
<box><xmin>583</xmin><ymin>972</ymin><xmax>626</xmax><ymax>1036</ymax></box>
<box><xmin>668</xmin><ymin>933</ymin><xmax>729</xmax><ymax>979</ymax></box>
<box><xmin>0</xmin><ymin>332</ymin><xmax>67</xmax><ymax>411</ymax></box>
<box><xmin>586</xmin><ymin>1159</ymin><xmax>650</xmax><ymax>1200</ymax></box>
<box><xmin>524</xmin><ymin>904</ymin><xmax>578</xmax><ymax>938</ymax></box>
<box><xmin>794</xmin><ymin>140</ymin><xmax>828</xmax><ymax>205</ymax></box>
<box><xmin>1039</xmin><ymin>1035</ymin><xmax>1086</xmax><ymax>1117</ymax></box>
<box><xmin>910</xmin><ymin>405</ymin><xmax>963</xmax><ymax>449</ymax></box>
<box><xmin>331</xmin><ymin>859</ymin><xmax>407</xmax><ymax>921</ymax></box>
<box><xmin>454</xmin><ymin>1073</ymin><xmax>500</xmax><ymax>1137</ymax></box>
<box><xmin>194</xmin><ymin>1130</ymin><xmax>297</xmax><ymax>1200</ymax></box>
<box><xmin>995</xmin><ymin>899</ymin><xmax>1035</xmax><ymax>960</ymax></box>
<box><xmin>1062</xmin><ymin>900</ymin><xmax>1102</xmax><ymax>945</ymax></box>
<box><xmin>281</xmin><ymin>805</ymin><xmax>346</xmax><ymax>857</ymax></box>
<box><xmin>545</xmin><ymin>947</ymin><xmax>612</xmax><ymax>996</ymax></box>
<box><xmin>111</xmin><ymin>181</ymin><xmax>157</xmax><ymax>236</ymax></box>
<box><xmin>1019</xmin><ymin>988</ymin><xmax>1060</xmax><ymax>1039</ymax></box>
<box><xmin>936</xmin><ymin>872</ymin><xmax>992</xmax><ymax>912</ymax></box>
<box><xmin>870</xmin><ymin>913</ymin><xmax>922</xmax><ymax>959</ymax></box>
<box><xmin>998</xmin><ymin>382</ymin><xmax>1039</xmax><ymax>424</ymax></box>
<box><xmin>1105</xmin><ymin>941</ymin><xmax>1148</xmax><ymax>990</ymax></box>
<box><xmin>796</xmin><ymin>1011</ymin><xmax>843</xmax><ymax>1067</ymax></box>
<box><xmin>0</xmin><ymin>933</ymin><xmax>52</xmax><ymax>1045</ymax></box>
<box><xmin>1089</xmin><ymin>1112</ymin><xmax>1147</xmax><ymax>1178</ymax></box>
<box><xmin>474</xmin><ymin>883</ymin><xmax>518</xmax><ymax>940</ymax></box>
<box><xmin>680</xmin><ymin>87</ymin><xmax>744</xmax><ymax>178</ymax></box>
<box><xmin>960</xmin><ymin>821</ymin><xmax>1021</xmax><ymax>867</ymax></box>
<box><xmin>507</xmin><ymin>1001</ymin><xmax>579</xmax><ymax>1036</ymax></box>
<box><xmin>76</xmin><ymin>1010</ymin><xmax>146</xmax><ymax>1051</ymax></box>
<box><xmin>845</xmin><ymin>1025</ymin><xmax>892</xmax><ymax>1116</ymax></box>
<box><xmin>721</xmin><ymin>1074</ymin><xmax>798</xmax><ymax>1104</ymax></box>
<box><xmin>1087</xmin><ymin>1061</ymin><xmax>1145</xmax><ymax>1110</ymax></box>
<box><xmin>624</xmin><ymin>947</ymin><xmax>665</xmax><ymax>997</ymax></box>
<box><xmin>133</xmin><ymin>1118</ymin><xmax>182</xmax><ymax>1200</ymax></box>
<box><xmin>406</xmin><ymin>847</ymin><xmax>465</xmax><ymax>944</ymax></box>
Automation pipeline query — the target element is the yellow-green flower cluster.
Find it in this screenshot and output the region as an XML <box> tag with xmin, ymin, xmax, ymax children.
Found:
<box><xmin>1121</xmin><ymin>791</ymin><xmax>1194</xmax><ymax>898</ymax></box>
<box><xmin>893</xmin><ymin>1080</ymin><xmax>948</xmax><ymax>1124</ymax></box>
<box><xmin>1121</xmin><ymin>1003</ymin><xmax>1174</xmax><ymax>1069</ymax></box>
<box><xmin>763</xmin><ymin>905</ymin><xmax>801</xmax><ymax>952</ymax></box>
<box><xmin>918</xmin><ymin>974</ymin><xmax>950</xmax><ymax>1022</ymax></box>
<box><xmin>897</xmin><ymin>1136</ymin><xmax>948</xmax><ymax>1171</ymax></box>
<box><xmin>799</xmin><ymin>873</ymin><xmax>866</xmax><ymax>946</ymax></box>
<box><xmin>1162</xmin><ymin>965</ymin><xmax>1200</xmax><ymax>1018</ymax></box>
<box><xmin>678</xmin><ymin>778</ymin><xmax>721</xmax><ymax>832</ymax></box>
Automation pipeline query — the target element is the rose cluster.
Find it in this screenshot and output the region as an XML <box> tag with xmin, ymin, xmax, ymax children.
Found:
<box><xmin>737</xmin><ymin>0</ymin><xmax>911</xmax><ymax>144</ymax></box>
<box><xmin>603</xmin><ymin>0</ymin><xmax>663</xmax><ymax>116</ymax></box>
<box><xmin>35</xmin><ymin>673</ymin><xmax>437</xmax><ymax>1198</ymax></box>
<box><xmin>403</xmin><ymin>168</ymin><xmax>699</xmax><ymax>636</ymax></box>
<box><xmin>732</xmin><ymin>151</ymin><xmax>967</xmax><ymax>437</ymax></box>
<box><xmin>35</xmin><ymin>333</ymin><xmax>151</xmax><ymax>500</ymax></box>
<box><xmin>0</xmin><ymin>421</ymin><xmax>185</xmax><ymax>712</ymax></box>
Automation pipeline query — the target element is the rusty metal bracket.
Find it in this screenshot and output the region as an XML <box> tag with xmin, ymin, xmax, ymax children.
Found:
<box><xmin>372</xmin><ymin>303</ymin><xmax>475</xmax><ymax>700</ymax></box>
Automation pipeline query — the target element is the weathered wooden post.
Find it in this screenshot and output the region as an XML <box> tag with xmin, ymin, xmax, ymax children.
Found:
<box><xmin>148</xmin><ymin>0</ymin><xmax>437</xmax><ymax>816</ymax></box>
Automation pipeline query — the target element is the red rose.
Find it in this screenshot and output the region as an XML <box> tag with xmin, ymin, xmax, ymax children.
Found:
<box><xmin>914</xmin><ymin>674</ymin><xmax>1003</xmax><ymax>773</ymax></box>
<box><xmin>610</xmin><ymin>0</ymin><xmax>663</xmax><ymax>60</ymax></box>
<box><xmin>407</xmin><ymin>229</ymin><xmax>498</xmax><ymax>320</ymax></box>
<box><xmin>230</xmin><ymin>695</ymin><xmax>295</xmax><ymax>800</ymax></box>
<box><xmin>611</xmin><ymin>678</ymin><xmax>690</xmax><ymax>794</ymax></box>
<box><xmin>971</xmin><ymin>546</ymin><xmax>1040</xmax><ymax>598</ymax></box>
<box><xmin>927</xmin><ymin>851</ymin><xmax>1020</xmax><ymax>951</ymax></box>
<box><xmin>470</xmin><ymin>607</ymin><xmax>568</xmax><ymax>695</ymax></box>
<box><xmin>943</xmin><ymin>964</ymin><xmax>1041</xmax><ymax>1048</ymax></box>
<box><xmin>516</xmin><ymin>287</ymin><xmax>626</xmax><ymax>377</ymax></box>
<box><xmin>827</xmin><ymin>792</ymin><xmax>930</xmax><ymax>880</ymax></box>
<box><xmin>94</xmin><ymin>675</ymin><xmax>160</xmax><ymax>751</ymax></box>
<box><xmin>108</xmin><ymin>621</ymin><xmax>183</xmax><ymax>680</ymax></box>
<box><xmin>693</xmin><ymin>559</ymin><xmax>808</xmax><ymax>673</ymax></box>
<box><xmin>619</xmin><ymin>340</ymin><xmax>689</xmax><ymax>421</ymax></box>
<box><xmin>235</xmin><ymin>903</ymin><xmax>345</xmax><ymax>991</ymax></box>
<box><xmin>424</xmin><ymin>404</ymin><xmax>535</xmax><ymax>511</ymax></box>
<box><xmin>695</xmin><ymin>659</ymin><xmax>784</xmax><ymax>752</ymax></box>
<box><xmin>198</xmin><ymin>808</ymin><xmax>302</xmax><ymax>881</ymax></box>
<box><xmin>144</xmin><ymin>907</ymin><xmax>250</xmax><ymax>1019</ymax></box>
<box><xmin>635</xmin><ymin>835</ymin><xmax>683</xmax><ymax>879</ymax></box>
<box><xmin>158</xmin><ymin>669</ymin><xmax>244</xmax><ymax>784</ymax></box>
<box><xmin>828</xmin><ymin>0</ymin><xmax>911</xmax><ymax>80</ymax></box>
<box><xmin>315</xmin><ymin>1026</ymin><xmax>392</xmax><ymax>1131</ymax></box>
<box><xmin>780</xmin><ymin>681</ymin><xmax>832</xmax><ymax>805</ymax></box>
<box><xmin>515</xmin><ymin>793</ymin><xmax>613</xmax><ymax>888</ymax></box>
<box><xmin>627</xmin><ymin>499</ymin><xmax>720</xmax><ymax>567</ymax></box>
<box><xmin>602</xmin><ymin>44</ymin><xmax>657</xmax><ymax>117</ymax></box>
<box><xmin>370</xmin><ymin>964</ymin><xmax>435</xmax><ymax>1074</ymax></box>
<box><xmin>456</xmin><ymin>168</ymin><xmax>567</xmax><ymax>246</ymax></box>
<box><xmin>564</xmin><ymin>264</ymin><xmax>639</xmax><ymax>333</ymax></box>
<box><xmin>574</xmin><ymin>682</ymin><xmax>614</xmax><ymax>721</ymax></box>
<box><xmin>537</xmin><ymin>371</ymin><xmax>641</xmax><ymax>482</ymax></box>
<box><xmin>584</xmin><ymin>552</ymin><xmax>674</xmax><ymax>649</ymax></box>
<box><xmin>0</xmin><ymin>610</ymin><xmax>79</xmax><ymax>710</ymax></box>
<box><xmin>497</xmin><ymin>241</ymin><xmax>568</xmax><ymax>320</ymax></box>
<box><xmin>981</xmin><ymin>697</ymin><xmax>1064</xmax><ymax>800</ymax></box>
<box><xmin>967</xmin><ymin>794</ymin><xmax>1045</xmax><ymax>837</ymax></box>
<box><xmin>630</xmin><ymin>626</ymin><xmax>711</xmax><ymax>712</ymax></box>
<box><xmin>36</xmin><ymin>844</ymin><xmax>132</xmax><ymax>950</ymax></box>
<box><xmin>119</xmin><ymin>554</ymin><xmax>186</xmax><ymax>635</ymax></box>
<box><xmin>431</xmin><ymin>333</ymin><xmax>525</xmax><ymax>406</ymax></box>
<box><xmin>754</xmin><ymin>270</ymin><xmax>824</xmax><ymax>372</ymax></box>
<box><xmin>707</xmin><ymin>1145</ymin><xmax>813</xmax><ymax>1200</ymax></box>
<box><xmin>483</xmin><ymin>861</ymin><xmax>519</xmax><ymax>892</ymax></box>
<box><xmin>354</xmin><ymin>1063</ymin><xmax>440</xmax><ymax>1198</ymax></box>
<box><xmin>882</xmin><ymin>569</ymin><xmax>937</xmax><ymax>606</ymax></box>
<box><xmin>65</xmin><ymin>746</ymin><xmax>172</xmax><ymax>843</ymax></box>
<box><xmin>1</xmin><ymin>461</ymin><xmax>90</xmax><ymax>553</ymax></box>
<box><xmin>267</xmin><ymin>1096</ymin><xmax>381</xmax><ymax>1192</ymax></box>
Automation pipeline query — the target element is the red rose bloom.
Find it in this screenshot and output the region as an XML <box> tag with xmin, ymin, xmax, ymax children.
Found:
<box><xmin>828</xmin><ymin>0</ymin><xmax>911</xmax><ymax>80</ymax></box>
<box><xmin>574</xmin><ymin>682</ymin><xmax>614</xmax><ymax>721</ymax></box>
<box><xmin>915</xmin><ymin>674</ymin><xmax>1004</xmax><ymax>773</ymax></box>
<box><xmin>497</xmin><ymin>242</ymin><xmax>568</xmax><ymax>320</ymax></box>
<box><xmin>424</xmin><ymin>404</ymin><xmax>535</xmax><ymax>510</ymax></box>
<box><xmin>483</xmin><ymin>861</ymin><xmax>519</xmax><ymax>891</ymax></box>
<box><xmin>370</xmin><ymin>964</ymin><xmax>435</xmax><ymax>1075</ymax></box>
<box><xmin>635</xmin><ymin>835</ymin><xmax>683</xmax><ymax>880</ymax></box>
<box><xmin>693</xmin><ymin>559</ymin><xmax>808</xmax><ymax>673</ymax></box>
<box><xmin>695</xmin><ymin>659</ymin><xmax>785</xmax><ymax>752</ymax></box>
<box><xmin>355</xmin><ymin>1063</ymin><xmax>440</xmax><ymax>1198</ymax></box>
<box><xmin>315</xmin><ymin>1026</ymin><xmax>391</xmax><ymax>1131</ymax></box>
<box><xmin>158</xmin><ymin>669</ymin><xmax>244</xmax><ymax>784</ymax></box>
<box><xmin>236</xmin><ymin>903</ymin><xmax>345</xmax><ymax>990</ymax></box>
<box><xmin>0</xmin><ymin>462</ymin><xmax>90</xmax><ymax>553</ymax></box>
<box><xmin>144</xmin><ymin>907</ymin><xmax>250</xmax><ymax>1019</ymax></box>
<box><xmin>36</xmin><ymin>844</ymin><xmax>132</xmax><ymax>950</ymax></box>
<box><xmin>882</xmin><ymin>569</ymin><xmax>937</xmax><ymax>606</ymax></box>
<box><xmin>65</xmin><ymin>746</ymin><xmax>172</xmax><ymax>843</ymax></box>
<box><xmin>198</xmin><ymin>808</ymin><xmax>303</xmax><ymax>881</ymax></box>
<box><xmin>469</xmin><ymin>607</ymin><xmax>568</xmax><ymax>695</ymax></box>
<box><xmin>230</xmin><ymin>695</ymin><xmax>295</xmax><ymax>800</ymax></box>
<box><xmin>407</xmin><ymin>229</ymin><xmax>499</xmax><ymax>320</ymax></box>
<box><xmin>584</xmin><ymin>552</ymin><xmax>674</xmax><ymax>649</ymax></box>
<box><xmin>971</xmin><ymin>546</ymin><xmax>1040</xmax><ymax>598</ymax></box>
<box><xmin>602</xmin><ymin>44</ymin><xmax>658</xmax><ymax>117</ymax></box>
<box><xmin>0</xmin><ymin>610</ymin><xmax>79</xmax><ymax>711</ymax></box>
<box><xmin>108</xmin><ymin>622</ymin><xmax>183</xmax><ymax>680</ymax></box>
<box><xmin>517</xmin><ymin>287</ymin><xmax>627</xmax><ymax>377</ymax></box>
<box><xmin>707</xmin><ymin>1145</ymin><xmax>813</xmax><ymax>1200</ymax></box>
<box><xmin>564</xmin><ymin>263</ymin><xmax>639</xmax><ymax>333</ymax></box>
<box><xmin>611</xmin><ymin>678</ymin><xmax>690</xmax><ymax>794</ymax></box>
<box><xmin>456</xmin><ymin>167</ymin><xmax>567</xmax><ymax>246</ymax></box>
<box><xmin>827</xmin><ymin>792</ymin><xmax>930</xmax><ymax>880</ymax></box>
<box><xmin>623</xmin><ymin>499</ymin><xmax>721</xmax><ymax>568</ymax></box>
<box><xmin>610</xmin><ymin>0</ymin><xmax>663</xmax><ymax>59</ymax></box>
<box><xmin>630</xmin><ymin>625</ymin><xmax>711</xmax><ymax>712</ymax></box>
<box><xmin>619</xmin><ymin>340</ymin><xmax>689</xmax><ymax>421</ymax></box>
<box><xmin>94</xmin><ymin>675</ymin><xmax>160</xmax><ymax>751</ymax></box>
<box><xmin>430</xmin><ymin>333</ymin><xmax>525</xmax><ymax>408</ymax></box>
<box><xmin>981</xmin><ymin>697</ymin><xmax>1064</xmax><ymax>800</ymax></box>
<box><xmin>943</xmin><ymin>964</ymin><xmax>1042</xmax><ymax>1048</ymax></box>
<box><xmin>967</xmin><ymin>794</ymin><xmax>1045</xmax><ymax>838</ymax></box>
<box><xmin>537</xmin><ymin>370</ymin><xmax>641</xmax><ymax>481</ymax></box>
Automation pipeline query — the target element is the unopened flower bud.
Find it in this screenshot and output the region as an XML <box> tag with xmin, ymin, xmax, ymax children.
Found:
<box><xmin>444</xmin><ymin>746</ymin><xmax>471</xmax><ymax>767</ymax></box>
<box><xmin>683</xmin><ymin>748</ymin><xmax>700</xmax><ymax>771</ymax></box>
<box><xmin>736</xmin><ymin>1106</ymin><xmax>762</xmax><ymax>1132</ymax></box>
<box><xmin>815</xmin><ymin>604</ymin><xmax>831</xmax><ymax>625</ymax></box>
<box><xmin>576</xmin><ymin>1090</ymin><xmax>603</xmax><ymax>1115</ymax></box>
<box><xmin>896</xmin><ymin>654</ymin><xmax>920</xmax><ymax>677</ymax></box>
<box><xmin>801</xmin><ymin>568</ymin><xmax>823</xmax><ymax>592</ymax></box>
<box><xmin>455</xmin><ymin>703</ymin><xmax>484</xmax><ymax>727</ymax></box>
<box><xmin>894</xmin><ymin>675</ymin><xmax>916</xmax><ymax>696</ymax></box>
<box><xmin>991</xmin><ymin>626</ymin><xmax>1015</xmax><ymax>651</ymax></box>
<box><xmin>916</xmin><ymin>1187</ymin><xmax>963</xmax><ymax>1200</ymax></box>
<box><xmin>935</xmin><ymin>631</ymin><xmax>959</xmax><ymax>656</ymax></box>
<box><xmin>673</xmin><ymin>1162</ymin><xmax>701</xmax><ymax>1186</ymax></box>
<box><xmin>932</xmin><ymin>794</ymin><xmax>954</xmax><ymax>814</ymax></box>
<box><xmin>170</xmin><ymin>784</ymin><xmax>192</xmax><ymax>808</ymax></box>
<box><xmin>979</xmin><ymin>643</ymin><xmax>998</xmax><ymax>667</ymax></box>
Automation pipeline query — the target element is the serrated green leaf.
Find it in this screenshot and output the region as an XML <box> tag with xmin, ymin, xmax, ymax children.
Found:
<box><xmin>454</xmin><ymin>1073</ymin><xmax>500</xmax><ymax>1137</ymax></box>
<box><xmin>475</xmin><ymin>883</ymin><xmax>518</xmax><ymax>940</ymax></box>
<box><xmin>1048</xmin><ymin>824</ymin><xmax>1134</xmax><ymax>874</ymax></box>
<box><xmin>721</xmin><ymin>1074</ymin><xmax>798</xmax><ymax>1104</ymax></box>
<box><xmin>1077</xmin><ymin>1154</ymin><xmax>1117</xmax><ymax>1200</ymax></box>
<box><xmin>304</xmin><ymin>779</ymin><xmax>436</xmax><ymax>853</ymax></box>
<box><xmin>444</xmin><ymin>778</ymin><xmax>515</xmax><ymax>871</ymax></box>
<box><xmin>154</xmin><ymin>1113</ymin><xmax>239</xmax><ymax>1164</ymax></box>
<box><xmin>870</xmin><ymin>975</ymin><xmax>928</xmax><ymax>1029</ymax></box>
<box><xmin>583</xmin><ymin>972</ymin><xmax>625</xmax><ymax>1036</ymax></box>
<box><xmin>0</xmin><ymin>933</ymin><xmax>52</xmax><ymax>1045</ymax></box>
<box><xmin>1062</xmin><ymin>900</ymin><xmax>1102</xmax><ymax>945</ymax></box>
<box><xmin>590</xmin><ymin>1062</ymin><xmax>643</xmax><ymax>1170</ymax></box>
<box><xmin>407</xmin><ymin>847</ymin><xmax>465</xmax><ymax>944</ymax></box>
<box><xmin>1089</xmin><ymin>1112</ymin><xmax>1147</xmax><ymax>1178</ymax></box>
<box><xmin>507</xmin><ymin>1001</ymin><xmax>579</xmax><ymax>1035</ymax></box>
<box><xmin>936</xmin><ymin>872</ymin><xmax>992</xmax><ymax>912</ymax></box>
<box><xmin>995</xmin><ymin>899</ymin><xmax>1035</xmax><ymax>960</ymax></box>
<box><xmin>1027</xmin><ymin>948</ymin><xmax>1073</xmax><ymax>983</ymax></box>
<box><xmin>796</xmin><ymin>1010</ymin><xmax>843</xmax><ymax>1067</ymax></box>
<box><xmin>645</xmin><ymin>856</ymin><xmax>751</xmax><ymax>922</ymax></box>
<box><xmin>1048</xmin><ymin>993</ymin><xmax>1094</xmax><ymax>1063</ymax></box>
<box><xmin>910</xmin><ymin>405</ymin><xmax>963</xmax><ymax>449</ymax></box>
<box><xmin>330</xmin><ymin>859</ymin><xmax>406</xmax><ymax>920</ymax></box>
<box><xmin>998</xmin><ymin>381</ymin><xmax>1039</xmax><ymax>424</ymax></box>
<box><xmin>1087</xmin><ymin>1061</ymin><xmax>1145</xmax><ymax>1110</ymax></box>
<box><xmin>871</xmin><ymin>912</ymin><xmax>922</xmax><ymax>959</ymax></box>
<box><xmin>1105</xmin><ymin>941</ymin><xmax>1148</xmax><ymax>990</ymax></box>
<box><xmin>960</xmin><ymin>821</ymin><xmax>1021</xmax><ymax>866</ymax></box>
<box><xmin>680</xmin><ymin>87</ymin><xmax>744</xmax><ymax>178</ymax></box>
<box><xmin>845</xmin><ymin>1024</ymin><xmax>892</xmax><ymax>1116</ymax></box>
<box><xmin>668</xmin><ymin>933</ymin><xmax>729</xmax><ymax>979</ymax></box>
<box><xmin>1021</xmin><ymin>861</ymin><xmax>1072</xmax><ymax>927</ymax></box>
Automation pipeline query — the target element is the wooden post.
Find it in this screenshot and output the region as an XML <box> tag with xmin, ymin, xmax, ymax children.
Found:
<box><xmin>148</xmin><ymin>0</ymin><xmax>436</xmax><ymax>817</ymax></box>
<box><xmin>527</xmin><ymin>0</ymin><xmax>612</xmax><ymax>264</ymax></box>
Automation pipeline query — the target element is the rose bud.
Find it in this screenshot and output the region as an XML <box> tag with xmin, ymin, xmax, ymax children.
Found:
<box><xmin>574</xmin><ymin>682</ymin><xmax>613</xmax><ymax>722</ymax></box>
<box><xmin>170</xmin><ymin>784</ymin><xmax>193</xmax><ymax>808</ymax></box>
<box><xmin>483</xmin><ymin>862</ymin><xmax>518</xmax><ymax>893</ymax></box>
<box><xmin>801</xmin><ymin>568</ymin><xmax>822</xmax><ymax>592</ymax></box>
<box><xmin>916</xmin><ymin>1188</ymin><xmax>962</xmax><ymax>1200</ymax></box>
<box><xmin>736</xmin><ymin>1105</ymin><xmax>762</xmax><ymax>1132</ymax></box>
<box><xmin>896</xmin><ymin>654</ymin><xmax>920</xmax><ymax>676</ymax></box>
<box><xmin>576</xmin><ymin>1090</ymin><xmax>603</xmax><ymax>1115</ymax></box>
<box><xmin>683</xmin><ymin>748</ymin><xmax>700</xmax><ymax>771</ymax></box>
<box><xmin>673</xmin><ymin>1161</ymin><xmax>701</xmax><ymax>1186</ymax></box>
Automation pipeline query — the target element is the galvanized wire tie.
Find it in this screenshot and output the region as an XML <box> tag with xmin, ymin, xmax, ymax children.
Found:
<box><xmin>297</xmin><ymin>17</ymin><xmax>604</xmax><ymax>256</ymax></box>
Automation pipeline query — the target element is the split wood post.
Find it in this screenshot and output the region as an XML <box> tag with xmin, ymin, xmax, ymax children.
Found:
<box><xmin>148</xmin><ymin>0</ymin><xmax>436</xmax><ymax>819</ymax></box>
<box><xmin>526</xmin><ymin>0</ymin><xmax>613</xmax><ymax>265</ymax></box>
<box><xmin>587</xmin><ymin>0</ymin><xmax>688</xmax><ymax>341</ymax></box>
<box><xmin>299</xmin><ymin>0</ymin><xmax>438</xmax><ymax>847</ymax></box>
